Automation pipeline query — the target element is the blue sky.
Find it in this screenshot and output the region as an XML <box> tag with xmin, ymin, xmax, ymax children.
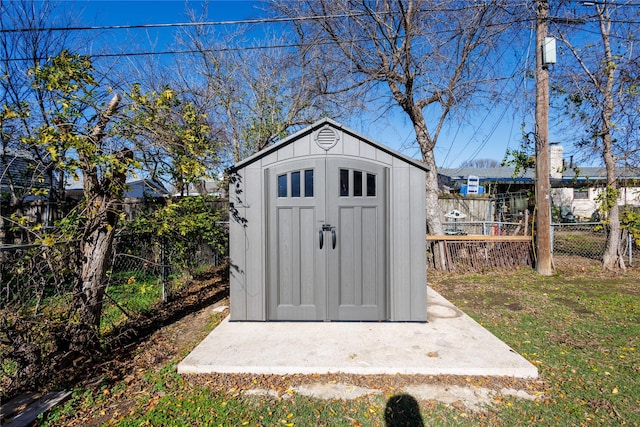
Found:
<box><xmin>55</xmin><ymin>1</ymin><xmax>558</xmax><ymax>168</ymax></box>
<box><xmin>69</xmin><ymin>0</ymin><xmax>261</xmax><ymax>24</ymax></box>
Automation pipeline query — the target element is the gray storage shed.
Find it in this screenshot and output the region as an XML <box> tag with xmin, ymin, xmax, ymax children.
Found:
<box><xmin>229</xmin><ymin>118</ymin><xmax>428</xmax><ymax>322</ymax></box>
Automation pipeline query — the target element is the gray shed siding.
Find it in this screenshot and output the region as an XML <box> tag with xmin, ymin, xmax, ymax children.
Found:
<box><xmin>229</xmin><ymin>119</ymin><xmax>427</xmax><ymax>321</ymax></box>
<box><xmin>390</xmin><ymin>160</ymin><xmax>427</xmax><ymax>321</ymax></box>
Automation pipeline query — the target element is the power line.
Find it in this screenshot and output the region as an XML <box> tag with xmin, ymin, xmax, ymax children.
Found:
<box><xmin>2</xmin><ymin>5</ymin><xmax>635</xmax><ymax>65</ymax></box>
<box><xmin>2</xmin><ymin>36</ymin><xmax>377</xmax><ymax>62</ymax></box>
<box><xmin>0</xmin><ymin>13</ymin><xmax>359</xmax><ymax>34</ymax></box>
<box><xmin>577</xmin><ymin>0</ymin><xmax>640</xmax><ymax>6</ymax></box>
<box><xmin>0</xmin><ymin>4</ymin><xmax>531</xmax><ymax>34</ymax></box>
<box><xmin>1</xmin><ymin>1</ymin><xmax>634</xmax><ymax>38</ymax></box>
<box><xmin>0</xmin><ymin>18</ymin><xmax>528</xmax><ymax>62</ymax></box>
<box><xmin>0</xmin><ymin>5</ymin><xmax>532</xmax><ymax>62</ymax></box>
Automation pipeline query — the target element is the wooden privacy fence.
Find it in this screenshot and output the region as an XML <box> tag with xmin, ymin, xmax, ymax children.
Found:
<box><xmin>427</xmin><ymin>235</ymin><xmax>534</xmax><ymax>272</ymax></box>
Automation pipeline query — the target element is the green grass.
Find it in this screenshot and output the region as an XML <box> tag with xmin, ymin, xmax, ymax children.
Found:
<box><xmin>435</xmin><ymin>267</ymin><xmax>640</xmax><ymax>425</ymax></box>
<box><xmin>100</xmin><ymin>272</ymin><xmax>163</xmax><ymax>334</ymax></box>
<box><xmin>44</xmin><ymin>365</ymin><xmax>469</xmax><ymax>426</ymax></box>
<box><xmin>40</xmin><ymin>267</ymin><xmax>640</xmax><ymax>426</ymax></box>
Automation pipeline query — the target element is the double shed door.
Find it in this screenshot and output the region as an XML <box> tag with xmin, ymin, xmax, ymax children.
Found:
<box><xmin>267</xmin><ymin>157</ymin><xmax>387</xmax><ymax>321</ymax></box>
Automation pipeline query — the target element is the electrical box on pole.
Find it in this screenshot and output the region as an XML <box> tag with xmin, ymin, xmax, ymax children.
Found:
<box><xmin>543</xmin><ymin>37</ymin><xmax>556</xmax><ymax>66</ymax></box>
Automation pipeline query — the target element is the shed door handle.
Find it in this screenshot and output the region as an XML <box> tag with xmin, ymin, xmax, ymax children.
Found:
<box><xmin>331</xmin><ymin>228</ymin><xmax>336</xmax><ymax>249</ymax></box>
<box><xmin>319</xmin><ymin>229</ymin><xmax>324</xmax><ymax>249</ymax></box>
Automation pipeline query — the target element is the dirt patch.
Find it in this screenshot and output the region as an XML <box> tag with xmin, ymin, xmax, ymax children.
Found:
<box><xmin>60</xmin><ymin>268</ymin><xmax>230</xmax><ymax>388</ymax></box>
<box><xmin>504</xmin><ymin>302</ymin><xmax>523</xmax><ymax>311</ymax></box>
<box><xmin>548</xmin><ymin>333</ymin><xmax>593</xmax><ymax>350</ymax></box>
<box><xmin>440</xmin><ymin>288</ymin><xmax>524</xmax><ymax>313</ymax></box>
<box><xmin>553</xmin><ymin>297</ymin><xmax>593</xmax><ymax>315</ymax></box>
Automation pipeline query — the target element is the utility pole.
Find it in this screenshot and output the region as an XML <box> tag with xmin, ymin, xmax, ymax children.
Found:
<box><xmin>535</xmin><ymin>0</ymin><xmax>553</xmax><ymax>275</ymax></box>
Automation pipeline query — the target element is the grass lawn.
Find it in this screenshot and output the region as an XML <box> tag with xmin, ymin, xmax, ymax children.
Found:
<box><xmin>432</xmin><ymin>266</ymin><xmax>639</xmax><ymax>426</ymax></box>
<box><xmin>38</xmin><ymin>266</ymin><xmax>640</xmax><ymax>426</ymax></box>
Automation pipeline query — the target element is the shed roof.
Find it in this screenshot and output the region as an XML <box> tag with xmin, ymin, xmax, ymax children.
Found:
<box><xmin>231</xmin><ymin>118</ymin><xmax>429</xmax><ymax>172</ymax></box>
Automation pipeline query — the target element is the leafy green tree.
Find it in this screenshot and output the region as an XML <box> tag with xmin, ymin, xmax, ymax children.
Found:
<box><xmin>127</xmin><ymin>195</ymin><xmax>228</xmax><ymax>274</ymax></box>
<box><xmin>621</xmin><ymin>207</ymin><xmax>640</xmax><ymax>247</ymax></box>
<box><xmin>3</xmin><ymin>50</ymin><xmax>218</xmax><ymax>352</ymax></box>
<box><xmin>1</xmin><ymin>0</ymin><xmax>80</xmax><ymax>238</ymax></box>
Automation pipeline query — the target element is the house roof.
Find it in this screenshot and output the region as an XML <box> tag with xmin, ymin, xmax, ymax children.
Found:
<box><xmin>231</xmin><ymin>118</ymin><xmax>429</xmax><ymax>172</ymax></box>
<box><xmin>567</xmin><ymin>166</ymin><xmax>640</xmax><ymax>180</ymax></box>
<box><xmin>1</xmin><ymin>147</ymin><xmax>53</xmax><ymax>192</ymax></box>
<box><xmin>439</xmin><ymin>166</ymin><xmax>640</xmax><ymax>186</ymax></box>
<box><xmin>0</xmin><ymin>147</ymin><xmax>35</xmax><ymax>160</ymax></box>
<box><xmin>439</xmin><ymin>167</ymin><xmax>534</xmax><ymax>183</ymax></box>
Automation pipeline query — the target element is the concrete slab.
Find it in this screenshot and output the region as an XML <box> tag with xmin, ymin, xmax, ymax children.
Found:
<box><xmin>177</xmin><ymin>287</ymin><xmax>538</xmax><ymax>378</ymax></box>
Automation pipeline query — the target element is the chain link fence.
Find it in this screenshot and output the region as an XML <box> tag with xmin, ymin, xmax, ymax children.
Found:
<box><xmin>0</xmin><ymin>222</ymin><xmax>227</xmax><ymax>397</ymax></box>
<box><xmin>0</xmin><ymin>242</ymin><xmax>81</xmax><ymax>312</ymax></box>
<box><xmin>2</xmin><ymin>221</ymin><xmax>633</xmax><ymax>305</ymax></box>
<box><xmin>108</xmin><ymin>227</ymin><xmax>227</xmax><ymax>306</ymax></box>
<box><xmin>552</xmin><ymin>222</ymin><xmax>636</xmax><ymax>268</ymax></box>
<box><xmin>0</xmin><ymin>227</ymin><xmax>227</xmax><ymax>311</ymax></box>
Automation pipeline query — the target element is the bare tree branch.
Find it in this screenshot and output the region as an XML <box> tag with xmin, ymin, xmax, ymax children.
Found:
<box><xmin>272</xmin><ymin>0</ymin><xmax>515</xmax><ymax>247</ymax></box>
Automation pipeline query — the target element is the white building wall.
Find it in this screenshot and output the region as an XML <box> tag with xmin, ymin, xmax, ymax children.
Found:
<box><xmin>549</xmin><ymin>144</ymin><xmax>563</xmax><ymax>179</ymax></box>
<box><xmin>551</xmin><ymin>186</ymin><xmax>640</xmax><ymax>221</ymax></box>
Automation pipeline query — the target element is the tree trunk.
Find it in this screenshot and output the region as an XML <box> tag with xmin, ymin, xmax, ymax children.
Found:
<box><xmin>598</xmin><ymin>10</ymin><xmax>625</xmax><ymax>272</ymax></box>
<box><xmin>69</xmin><ymin>198</ymin><xmax>119</xmax><ymax>353</ymax></box>
<box><xmin>417</xmin><ymin>128</ymin><xmax>446</xmax><ymax>270</ymax></box>
<box><xmin>602</xmin><ymin>136</ymin><xmax>625</xmax><ymax>271</ymax></box>
<box><xmin>422</xmin><ymin>150</ymin><xmax>444</xmax><ymax>236</ymax></box>
<box><xmin>68</xmin><ymin>93</ymin><xmax>124</xmax><ymax>353</ymax></box>
<box><xmin>603</xmin><ymin>203</ymin><xmax>625</xmax><ymax>271</ymax></box>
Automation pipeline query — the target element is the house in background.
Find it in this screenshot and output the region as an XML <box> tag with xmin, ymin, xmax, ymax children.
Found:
<box><xmin>1</xmin><ymin>148</ymin><xmax>59</xmax><ymax>244</ymax></box>
<box><xmin>548</xmin><ymin>145</ymin><xmax>640</xmax><ymax>220</ymax></box>
<box><xmin>1</xmin><ymin>148</ymin><xmax>56</xmax><ymax>202</ymax></box>
<box><xmin>439</xmin><ymin>144</ymin><xmax>640</xmax><ymax>222</ymax></box>
<box><xmin>172</xmin><ymin>179</ymin><xmax>226</xmax><ymax>198</ymax></box>
<box><xmin>65</xmin><ymin>177</ymin><xmax>170</xmax><ymax>200</ymax></box>
<box><xmin>65</xmin><ymin>177</ymin><xmax>171</xmax><ymax>221</ymax></box>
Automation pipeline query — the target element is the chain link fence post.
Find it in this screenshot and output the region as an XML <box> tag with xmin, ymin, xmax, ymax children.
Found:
<box><xmin>629</xmin><ymin>232</ymin><xmax>633</xmax><ymax>267</ymax></box>
<box><xmin>161</xmin><ymin>236</ymin><xmax>167</xmax><ymax>303</ymax></box>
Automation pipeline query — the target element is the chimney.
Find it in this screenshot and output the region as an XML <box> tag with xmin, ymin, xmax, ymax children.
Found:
<box><xmin>549</xmin><ymin>143</ymin><xmax>563</xmax><ymax>179</ymax></box>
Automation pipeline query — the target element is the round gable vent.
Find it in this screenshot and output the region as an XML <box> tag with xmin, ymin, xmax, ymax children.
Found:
<box><xmin>314</xmin><ymin>125</ymin><xmax>339</xmax><ymax>151</ymax></box>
